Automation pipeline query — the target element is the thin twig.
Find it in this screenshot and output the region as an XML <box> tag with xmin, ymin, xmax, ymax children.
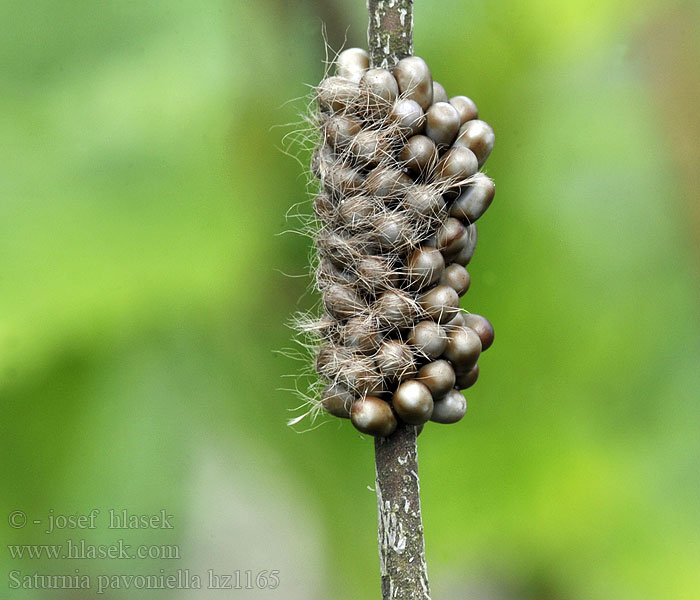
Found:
<box><xmin>367</xmin><ymin>2</ymin><xmax>430</xmax><ymax>598</ymax></box>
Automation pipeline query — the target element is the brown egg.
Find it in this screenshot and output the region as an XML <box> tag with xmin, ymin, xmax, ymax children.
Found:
<box><xmin>406</xmin><ymin>247</ymin><xmax>445</xmax><ymax>290</ymax></box>
<box><xmin>361</xmin><ymin>68</ymin><xmax>400</xmax><ymax>112</ymax></box>
<box><xmin>403</xmin><ymin>184</ymin><xmax>446</xmax><ymax>218</ymax></box>
<box><xmin>375</xmin><ymin>340</ymin><xmax>417</xmax><ymax>382</ymax></box>
<box><xmin>317</xmin><ymin>76</ymin><xmax>360</xmax><ymax>113</ymax></box>
<box><xmin>463</xmin><ymin>313</ymin><xmax>495</xmax><ymax>351</ymax></box>
<box><xmin>321</xmin><ymin>383</ymin><xmax>354</xmax><ymax>418</ymax></box>
<box><xmin>417</xmin><ymin>360</ymin><xmax>456</xmax><ymax>399</ymax></box>
<box><xmin>351</xmin><ymin>395</ymin><xmax>397</xmax><ymax>437</ymax></box>
<box><xmin>436</xmin><ymin>218</ymin><xmax>467</xmax><ymax>253</ymax></box>
<box><xmin>432</xmin><ymin>81</ymin><xmax>449</xmax><ymax>104</ymax></box>
<box><xmin>407</xmin><ymin>320</ymin><xmax>447</xmax><ymax>360</ymax></box>
<box><xmin>322</xmin><ymin>163</ymin><xmax>365</xmax><ymax>198</ymax></box>
<box><xmin>342</xmin><ymin>358</ymin><xmax>381</xmax><ymax>396</ymax></box>
<box><xmin>407</xmin><ymin>321</ymin><xmax>447</xmax><ymax>360</ymax></box>
<box><xmin>440</xmin><ymin>263</ymin><xmax>471</xmax><ymax>296</ymax></box>
<box><xmin>365</xmin><ymin>166</ymin><xmax>412</xmax><ymax>200</ymax></box>
<box><xmin>324</xmin><ymin>114</ymin><xmax>362</xmax><ymax>149</ymax></box>
<box><xmin>337</xmin><ymin>195</ymin><xmax>374</xmax><ymax>230</ymax></box>
<box><xmin>453</xmin><ymin>119</ymin><xmax>495</xmax><ymax>167</ymax></box>
<box><xmin>390</xmin><ymin>98</ymin><xmax>425</xmax><ymax>136</ymax></box>
<box><xmin>418</xmin><ymin>285</ymin><xmax>461</xmax><ymax>323</ymax></box>
<box><xmin>455</xmin><ymin>364</ymin><xmax>479</xmax><ymax>390</ymax></box>
<box><xmin>323</xmin><ymin>285</ymin><xmax>366</xmax><ymax>320</ymax></box>
<box><xmin>425</xmin><ymin>102</ymin><xmax>461</xmax><ymax>147</ymax></box>
<box><xmin>356</xmin><ymin>255</ymin><xmax>398</xmax><ymax>293</ymax></box>
<box><xmin>448</xmin><ymin>224</ymin><xmax>478</xmax><ymax>266</ymax></box>
<box><xmin>394</xmin><ymin>56</ymin><xmax>433</xmax><ymax>110</ymax></box>
<box><xmin>449</xmin><ymin>173</ymin><xmax>495</xmax><ymax>223</ymax></box>
<box><xmin>400</xmin><ymin>135</ymin><xmax>438</xmax><ymax>176</ymax></box>
<box><xmin>443</xmin><ymin>326</ymin><xmax>482</xmax><ymax>373</ymax></box>
<box><xmin>449</xmin><ymin>95</ymin><xmax>478</xmax><ymax>124</ymax></box>
<box><xmin>372</xmin><ymin>212</ymin><xmax>411</xmax><ymax>251</ymax></box>
<box><xmin>344</xmin><ymin>316</ymin><xmax>382</xmax><ymax>354</ymax></box>
<box><xmin>336</xmin><ymin>48</ymin><xmax>370</xmax><ymax>82</ymax></box>
<box><xmin>374</xmin><ymin>289</ymin><xmax>418</xmax><ymax>329</ymax></box>
<box><xmin>348</xmin><ymin>129</ymin><xmax>389</xmax><ymax>166</ymax></box>
<box><xmin>435</xmin><ymin>146</ymin><xmax>478</xmax><ymax>185</ymax></box>
<box><xmin>393</xmin><ymin>380</ymin><xmax>434</xmax><ymax>425</ymax></box>
<box><xmin>430</xmin><ymin>389</ymin><xmax>467</xmax><ymax>424</ymax></box>
<box><xmin>315</xmin><ymin>230</ymin><xmax>358</xmax><ymax>269</ymax></box>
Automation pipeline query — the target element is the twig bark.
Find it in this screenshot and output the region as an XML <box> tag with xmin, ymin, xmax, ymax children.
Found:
<box><xmin>375</xmin><ymin>424</ymin><xmax>430</xmax><ymax>599</ymax></box>
<box><xmin>367</xmin><ymin>3</ymin><xmax>430</xmax><ymax>598</ymax></box>
<box><xmin>367</xmin><ymin>0</ymin><xmax>414</xmax><ymax>69</ymax></box>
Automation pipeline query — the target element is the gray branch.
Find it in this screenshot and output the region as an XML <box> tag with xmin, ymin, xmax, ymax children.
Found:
<box><xmin>367</xmin><ymin>2</ymin><xmax>429</xmax><ymax>598</ymax></box>
<box><xmin>375</xmin><ymin>424</ymin><xmax>430</xmax><ymax>599</ymax></box>
<box><xmin>367</xmin><ymin>0</ymin><xmax>414</xmax><ymax>69</ymax></box>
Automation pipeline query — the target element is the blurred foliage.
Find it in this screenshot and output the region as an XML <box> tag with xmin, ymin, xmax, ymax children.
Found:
<box><xmin>1</xmin><ymin>1</ymin><xmax>699</xmax><ymax>599</ymax></box>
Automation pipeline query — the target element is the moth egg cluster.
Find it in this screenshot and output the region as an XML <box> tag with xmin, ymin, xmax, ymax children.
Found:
<box><xmin>307</xmin><ymin>48</ymin><xmax>496</xmax><ymax>437</ymax></box>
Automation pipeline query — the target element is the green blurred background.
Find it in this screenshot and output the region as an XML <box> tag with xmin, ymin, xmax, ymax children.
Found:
<box><xmin>2</xmin><ymin>0</ymin><xmax>699</xmax><ymax>598</ymax></box>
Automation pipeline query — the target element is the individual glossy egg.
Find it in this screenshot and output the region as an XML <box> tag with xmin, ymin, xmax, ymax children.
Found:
<box><xmin>394</xmin><ymin>56</ymin><xmax>433</xmax><ymax>110</ymax></box>
<box><xmin>374</xmin><ymin>289</ymin><xmax>419</xmax><ymax>329</ymax></box>
<box><xmin>351</xmin><ymin>395</ymin><xmax>397</xmax><ymax>436</ymax></box>
<box><xmin>407</xmin><ymin>320</ymin><xmax>447</xmax><ymax>360</ymax></box>
<box><xmin>406</xmin><ymin>247</ymin><xmax>445</xmax><ymax>290</ymax></box>
<box><xmin>343</xmin><ymin>316</ymin><xmax>382</xmax><ymax>353</ymax></box>
<box><xmin>440</xmin><ymin>263</ymin><xmax>470</xmax><ymax>296</ymax></box>
<box><xmin>435</xmin><ymin>146</ymin><xmax>478</xmax><ymax>189</ymax></box>
<box><xmin>375</xmin><ymin>340</ymin><xmax>417</xmax><ymax>382</ymax></box>
<box><xmin>400</xmin><ymin>135</ymin><xmax>438</xmax><ymax>175</ymax></box>
<box><xmin>448</xmin><ymin>224</ymin><xmax>478</xmax><ymax>266</ymax></box>
<box><xmin>372</xmin><ymin>212</ymin><xmax>411</xmax><ymax>251</ymax></box>
<box><xmin>455</xmin><ymin>364</ymin><xmax>479</xmax><ymax>390</ymax></box>
<box><xmin>454</xmin><ymin>119</ymin><xmax>495</xmax><ymax>167</ymax></box>
<box><xmin>336</xmin><ymin>48</ymin><xmax>370</xmax><ymax>82</ymax></box>
<box><xmin>317</xmin><ymin>76</ymin><xmax>361</xmax><ymax>113</ymax></box>
<box><xmin>432</xmin><ymin>81</ymin><xmax>449</xmax><ymax>104</ymax></box>
<box><xmin>443</xmin><ymin>326</ymin><xmax>482</xmax><ymax>373</ymax></box>
<box><xmin>436</xmin><ymin>218</ymin><xmax>467</xmax><ymax>253</ymax></box>
<box><xmin>315</xmin><ymin>229</ymin><xmax>358</xmax><ymax>269</ymax></box>
<box><xmin>313</xmin><ymin>191</ymin><xmax>336</xmax><ymax>225</ymax></box>
<box><xmin>361</xmin><ymin>68</ymin><xmax>400</xmax><ymax>117</ymax></box>
<box><xmin>425</xmin><ymin>102</ymin><xmax>461</xmax><ymax>147</ymax></box>
<box><xmin>317</xmin><ymin>258</ymin><xmax>355</xmax><ymax>287</ymax></box>
<box><xmin>430</xmin><ymin>389</ymin><xmax>466</xmax><ymax>424</ymax></box>
<box><xmin>418</xmin><ymin>285</ymin><xmax>461</xmax><ymax>323</ymax></box>
<box><xmin>392</xmin><ymin>380</ymin><xmax>434</xmax><ymax>425</ymax></box>
<box><xmin>449</xmin><ymin>95</ymin><xmax>478</xmax><ymax>124</ymax></box>
<box><xmin>349</xmin><ymin>129</ymin><xmax>389</xmax><ymax>166</ymax></box>
<box><xmin>365</xmin><ymin>166</ymin><xmax>412</xmax><ymax>200</ymax></box>
<box><xmin>356</xmin><ymin>255</ymin><xmax>398</xmax><ymax>293</ymax></box>
<box><xmin>403</xmin><ymin>184</ymin><xmax>446</xmax><ymax>218</ymax></box>
<box><xmin>417</xmin><ymin>359</ymin><xmax>456</xmax><ymax>399</ymax></box>
<box><xmin>324</xmin><ymin>114</ymin><xmax>362</xmax><ymax>149</ymax></box>
<box><xmin>390</xmin><ymin>98</ymin><xmax>425</xmax><ymax>136</ymax></box>
<box><xmin>444</xmin><ymin>311</ymin><xmax>466</xmax><ymax>330</ymax></box>
<box><xmin>322</xmin><ymin>383</ymin><xmax>354</xmax><ymax>418</ymax></box>
<box><xmin>322</xmin><ymin>163</ymin><xmax>365</xmax><ymax>198</ymax></box>
<box><xmin>337</xmin><ymin>195</ymin><xmax>374</xmax><ymax>229</ymax></box>
<box><xmin>323</xmin><ymin>285</ymin><xmax>366</xmax><ymax>320</ymax></box>
<box><xmin>463</xmin><ymin>313</ymin><xmax>495</xmax><ymax>351</ymax></box>
<box><xmin>449</xmin><ymin>173</ymin><xmax>495</xmax><ymax>223</ymax></box>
